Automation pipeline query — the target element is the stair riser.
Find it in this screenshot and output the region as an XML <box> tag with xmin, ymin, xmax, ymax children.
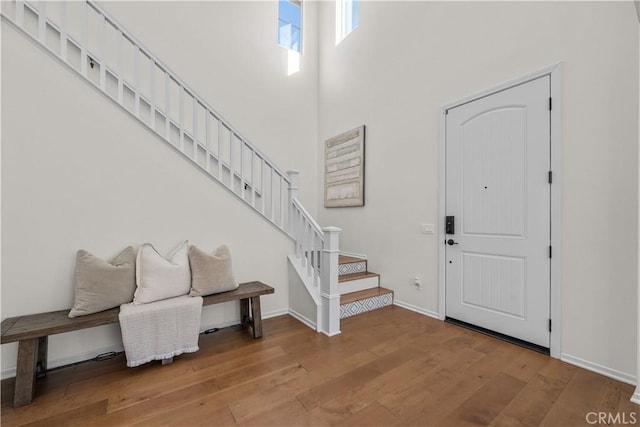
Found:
<box><xmin>338</xmin><ymin>261</ymin><xmax>367</xmax><ymax>277</ymax></box>
<box><xmin>339</xmin><ymin>276</ymin><xmax>380</xmax><ymax>295</ymax></box>
<box><xmin>340</xmin><ymin>293</ymin><xmax>393</xmax><ymax>319</ymax></box>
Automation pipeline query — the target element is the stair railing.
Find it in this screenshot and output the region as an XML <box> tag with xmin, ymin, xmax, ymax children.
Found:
<box><xmin>286</xmin><ymin>171</ymin><xmax>340</xmax><ymax>336</ymax></box>
<box><xmin>3</xmin><ymin>0</ymin><xmax>342</xmax><ymax>336</ymax></box>
<box><xmin>287</xmin><ymin>172</ymin><xmax>324</xmax><ymax>289</ymax></box>
<box><xmin>2</xmin><ymin>0</ymin><xmax>292</xmax><ymax>235</ymax></box>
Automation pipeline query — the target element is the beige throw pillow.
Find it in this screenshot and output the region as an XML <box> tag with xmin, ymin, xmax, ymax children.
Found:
<box><xmin>134</xmin><ymin>241</ymin><xmax>191</xmax><ymax>304</ymax></box>
<box><xmin>189</xmin><ymin>245</ymin><xmax>239</xmax><ymax>297</ymax></box>
<box><xmin>68</xmin><ymin>247</ymin><xmax>136</xmax><ymax>318</ymax></box>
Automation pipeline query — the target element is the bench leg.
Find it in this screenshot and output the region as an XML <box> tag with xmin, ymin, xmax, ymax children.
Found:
<box><xmin>250</xmin><ymin>296</ymin><xmax>262</xmax><ymax>339</ymax></box>
<box><xmin>240</xmin><ymin>298</ymin><xmax>250</xmax><ymax>327</ymax></box>
<box><xmin>36</xmin><ymin>336</ymin><xmax>48</xmax><ymax>379</ymax></box>
<box><xmin>14</xmin><ymin>339</ymin><xmax>38</xmax><ymax>407</ymax></box>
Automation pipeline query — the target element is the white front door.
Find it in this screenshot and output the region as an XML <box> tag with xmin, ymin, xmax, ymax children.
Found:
<box><xmin>445</xmin><ymin>76</ymin><xmax>551</xmax><ymax>348</ymax></box>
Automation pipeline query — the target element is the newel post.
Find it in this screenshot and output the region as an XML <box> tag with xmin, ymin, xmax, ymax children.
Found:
<box><xmin>286</xmin><ymin>170</ymin><xmax>300</xmax><ymax>237</ymax></box>
<box><xmin>320</xmin><ymin>226</ymin><xmax>342</xmax><ymax>336</ymax></box>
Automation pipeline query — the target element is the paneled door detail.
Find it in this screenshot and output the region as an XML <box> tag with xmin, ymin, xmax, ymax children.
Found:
<box><xmin>445</xmin><ymin>76</ymin><xmax>551</xmax><ymax>348</ymax></box>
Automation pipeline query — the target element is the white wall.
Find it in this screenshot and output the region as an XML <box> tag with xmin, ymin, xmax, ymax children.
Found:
<box><xmin>636</xmin><ymin>6</ymin><xmax>640</xmax><ymax>402</ymax></box>
<box><xmin>288</xmin><ymin>261</ymin><xmax>318</xmax><ymax>329</ymax></box>
<box><xmin>635</xmin><ymin>9</ymin><xmax>640</xmax><ymax>402</ymax></box>
<box><xmin>1</xmin><ymin>1</ymin><xmax>318</xmax><ymax>376</ymax></box>
<box><xmin>317</xmin><ymin>2</ymin><xmax>639</xmax><ymax>377</ymax></box>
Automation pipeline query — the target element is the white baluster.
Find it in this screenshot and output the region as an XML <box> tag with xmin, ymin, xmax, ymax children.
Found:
<box><xmin>280</xmin><ymin>176</ymin><xmax>286</xmax><ymax>229</ymax></box>
<box><xmin>217</xmin><ymin>121</ymin><xmax>223</xmax><ymax>179</ymax></box>
<box><xmin>293</xmin><ymin>209</ymin><xmax>302</xmax><ymax>259</ymax></box>
<box><xmin>286</xmin><ymin>170</ymin><xmax>299</xmax><ymax>236</ymax></box>
<box><xmin>251</xmin><ymin>151</ymin><xmax>256</xmax><ymax>207</ymax></box>
<box><xmin>261</xmin><ymin>159</ymin><xmax>266</xmax><ymax>214</ymax></box>
<box><xmin>134</xmin><ymin>46</ymin><xmax>140</xmax><ymax>116</ymax></box>
<box><xmin>117</xmin><ymin>32</ymin><xmax>124</xmax><ymax>104</ymax></box>
<box><xmin>150</xmin><ymin>61</ymin><xmax>156</xmax><ymax>130</ymax></box>
<box><xmin>298</xmin><ymin>217</ymin><xmax>304</xmax><ymax>263</ymax></box>
<box><xmin>15</xmin><ymin>0</ymin><xmax>24</xmax><ymax>27</ymax></box>
<box><xmin>178</xmin><ymin>86</ymin><xmax>184</xmax><ymax>151</ymax></box>
<box><xmin>164</xmin><ymin>72</ymin><xmax>170</xmax><ymax>138</ymax></box>
<box><xmin>311</xmin><ymin>233</ymin><xmax>317</xmax><ymax>286</ymax></box>
<box><xmin>37</xmin><ymin>1</ymin><xmax>46</xmax><ymax>45</ymax></box>
<box><xmin>80</xmin><ymin>2</ymin><xmax>88</xmax><ymax>76</ymax></box>
<box><xmin>307</xmin><ymin>224</ymin><xmax>313</xmax><ymax>276</ymax></box>
<box><xmin>60</xmin><ymin>2</ymin><xmax>67</xmax><ymax>61</ymax></box>
<box><xmin>229</xmin><ymin>133</ymin><xmax>235</xmax><ymax>189</ymax></box>
<box><xmin>292</xmin><ymin>208</ymin><xmax>298</xmax><ymax>257</ymax></box>
<box><xmin>99</xmin><ymin>13</ymin><xmax>106</xmax><ymax>90</ymax></box>
<box><xmin>299</xmin><ymin>211</ymin><xmax>305</xmax><ymax>260</ymax></box>
<box><xmin>193</xmin><ymin>97</ymin><xmax>198</xmax><ymax>162</ymax></box>
<box><xmin>297</xmin><ymin>209</ymin><xmax>303</xmax><ymax>258</ymax></box>
<box><xmin>314</xmin><ymin>236</ymin><xmax>320</xmax><ymax>287</ymax></box>
<box><xmin>303</xmin><ymin>218</ymin><xmax>307</xmax><ymax>261</ymax></box>
<box><xmin>240</xmin><ymin>142</ymin><xmax>245</xmax><ymax>199</ymax></box>
<box><xmin>271</xmin><ymin>168</ymin><xmax>276</xmax><ymax>222</ymax></box>
<box><xmin>205</xmin><ymin>112</ymin><xmax>211</xmax><ymax>172</ymax></box>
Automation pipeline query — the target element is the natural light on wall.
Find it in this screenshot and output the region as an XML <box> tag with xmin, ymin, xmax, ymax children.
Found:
<box><xmin>278</xmin><ymin>0</ymin><xmax>302</xmax><ymax>75</ymax></box>
<box><xmin>288</xmin><ymin>50</ymin><xmax>300</xmax><ymax>75</ymax></box>
<box><xmin>336</xmin><ymin>0</ymin><xmax>358</xmax><ymax>45</ymax></box>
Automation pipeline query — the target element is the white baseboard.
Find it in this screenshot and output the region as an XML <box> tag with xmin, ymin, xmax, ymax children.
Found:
<box><xmin>393</xmin><ymin>300</ymin><xmax>440</xmax><ymax>319</ymax></box>
<box><xmin>1</xmin><ymin>368</ymin><xmax>16</xmax><ymax>381</ymax></box>
<box><xmin>1</xmin><ymin>309</ymin><xmax>290</xmax><ymax>380</ymax></box>
<box><xmin>561</xmin><ymin>353</ymin><xmax>637</xmax><ymax>386</ymax></box>
<box><xmin>632</xmin><ymin>390</ymin><xmax>640</xmax><ymax>405</ymax></box>
<box><xmin>288</xmin><ymin>308</ymin><xmax>317</xmax><ymax>331</ymax></box>
<box><xmin>263</xmin><ymin>308</ymin><xmax>289</xmax><ymax>319</ymax></box>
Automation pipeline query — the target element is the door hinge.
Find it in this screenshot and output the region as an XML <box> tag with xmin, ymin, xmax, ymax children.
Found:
<box><xmin>549</xmin><ymin>246</ymin><xmax>552</xmax><ymax>258</ymax></box>
<box><xmin>548</xmin><ymin>171</ymin><xmax>553</xmax><ymax>184</ymax></box>
<box><xmin>549</xmin><ymin>97</ymin><xmax>552</xmax><ymax>111</ymax></box>
<box><xmin>548</xmin><ymin>319</ymin><xmax>552</xmax><ymax>332</ymax></box>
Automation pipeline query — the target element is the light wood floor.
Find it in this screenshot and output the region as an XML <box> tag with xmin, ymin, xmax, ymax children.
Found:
<box><xmin>1</xmin><ymin>306</ymin><xmax>637</xmax><ymax>426</ymax></box>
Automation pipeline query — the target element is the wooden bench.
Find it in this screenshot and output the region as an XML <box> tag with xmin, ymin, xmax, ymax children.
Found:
<box><xmin>1</xmin><ymin>281</ymin><xmax>274</xmax><ymax>407</ymax></box>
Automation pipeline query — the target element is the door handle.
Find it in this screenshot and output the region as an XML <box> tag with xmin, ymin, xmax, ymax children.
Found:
<box><xmin>446</xmin><ymin>239</ymin><xmax>459</xmax><ymax>246</ymax></box>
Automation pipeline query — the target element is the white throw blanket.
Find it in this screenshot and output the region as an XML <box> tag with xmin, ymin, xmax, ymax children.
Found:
<box><xmin>119</xmin><ymin>295</ymin><xmax>203</xmax><ymax>367</ymax></box>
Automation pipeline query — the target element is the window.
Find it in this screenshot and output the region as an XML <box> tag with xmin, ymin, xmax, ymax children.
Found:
<box><xmin>336</xmin><ymin>0</ymin><xmax>358</xmax><ymax>45</ymax></box>
<box><xmin>278</xmin><ymin>0</ymin><xmax>302</xmax><ymax>53</ymax></box>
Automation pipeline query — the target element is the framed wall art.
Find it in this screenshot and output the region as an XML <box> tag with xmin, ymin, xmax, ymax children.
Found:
<box><xmin>324</xmin><ymin>125</ymin><xmax>365</xmax><ymax>208</ymax></box>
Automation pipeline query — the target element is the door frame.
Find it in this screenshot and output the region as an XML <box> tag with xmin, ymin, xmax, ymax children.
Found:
<box><xmin>437</xmin><ymin>63</ymin><xmax>563</xmax><ymax>358</ymax></box>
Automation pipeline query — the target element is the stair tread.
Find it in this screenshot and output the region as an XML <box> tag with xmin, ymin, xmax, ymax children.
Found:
<box><xmin>338</xmin><ymin>271</ymin><xmax>380</xmax><ymax>283</ymax></box>
<box><xmin>340</xmin><ymin>287</ymin><xmax>393</xmax><ymax>305</ymax></box>
<box><xmin>339</xmin><ymin>255</ymin><xmax>366</xmax><ymax>265</ymax></box>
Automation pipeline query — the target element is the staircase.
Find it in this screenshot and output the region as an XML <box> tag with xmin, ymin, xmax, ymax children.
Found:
<box><xmin>1</xmin><ymin>0</ymin><xmax>380</xmax><ymax>337</ymax></box>
<box><xmin>338</xmin><ymin>255</ymin><xmax>393</xmax><ymax>318</ymax></box>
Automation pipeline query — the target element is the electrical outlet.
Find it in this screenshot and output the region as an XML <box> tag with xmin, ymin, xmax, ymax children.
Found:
<box><xmin>414</xmin><ymin>276</ymin><xmax>422</xmax><ymax>290</ymax></box>
<box><xmin>420</xmin><ymin>223</ymin><xmax>434</xmax><ymax>234</ymax></box>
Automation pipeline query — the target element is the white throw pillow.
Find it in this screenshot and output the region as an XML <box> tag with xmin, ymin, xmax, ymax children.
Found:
<box><xmin>134</xmin><ymin>241</ymin><xmax>191</xmax><ymax>304</ymax></box>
